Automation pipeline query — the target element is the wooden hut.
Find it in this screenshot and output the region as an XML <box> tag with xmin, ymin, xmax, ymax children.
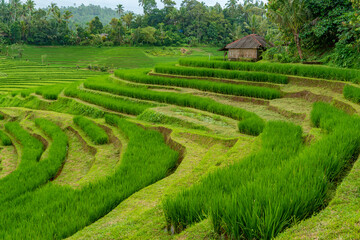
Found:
<box><xmin>220</xmin><ymin>34</ymin><xmax>274</xmax><ymax>61</ymax></box>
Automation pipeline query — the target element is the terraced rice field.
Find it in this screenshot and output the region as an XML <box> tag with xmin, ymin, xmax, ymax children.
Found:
<box><xmin>1</xmin><ymin>49</ymin><xmax>360</xmax><ymax>239</ymax></box>
<box><xmin>0</xmin><ymin>58</ymin><xmax>103</xmax><ymax>93</ymax></box>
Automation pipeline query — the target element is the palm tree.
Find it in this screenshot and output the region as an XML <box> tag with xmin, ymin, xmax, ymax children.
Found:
<box><xmin>26</xmin><ymin>0</ymin><xmax>35</xmax><ymax>17</ymax></box>
<box><xmin>244</xmin><ymin>14</ymin><xmax>261</xmax><ymax>34</ymax></box>
<box><xmin>116</xmin><ymin>4</ymin><xmax>124</xmax><ymax>16</ymax></box>
<box><xmin>267</xmin><ymin>0</ymin><xmax>310</xmax><ymax>59</ymax></box>
<box><xmin>63</xmin><ymin>10</ymin><xmax>73</xmax><ymax>25</ymax></box>
<box><xmin>122</xmin><ymin>12</ymin><xmax>134</xmax><ymax>29</ymax></box>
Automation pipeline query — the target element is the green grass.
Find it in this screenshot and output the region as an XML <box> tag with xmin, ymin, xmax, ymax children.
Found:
<box><xmin>0</xmin><ymin>130</ymin><xmax>12</xmax><ymax>146</ymax></box>
<box><xmin>0</xmin><ymin>95</ymin><xmax>105</xmax><ymax>118</ymax></box>
<box><xmin>163</xmin><ymin>103</ymin><xmax>360</xmax><ymax>239</ymax></box>
<box><xmin>64</xmin><ymin>81</ymin><xmax>155</xmax><ymax>115</ymax></box>
<box><xmin>137</xmin><ymin>109</ymin><xmax>208</xmax><ymax>131</ymax></box>
<box><xmin>21</xmin><ymin>46</ymin><xmax>222</xmax><ymax>69</ymax></box>
<box><xmin>115</xmin><ymin>68</ymin><xmax>283</xmax><ymax>100</ymax></box>
<box><xmin>73</xmin><ymin>116</ymin><xmax>109</xmax><ymax>145</ymax></box>
<box><xmin>0</xmin><ymin>46</ymin><xmax>359</xmax><ymax>239</ymax></box>
<box><xmin>276</xmin><ymin>154</ymin><xmax>360</xmax><ymax>239</ymax></box>
<box><xmin>0</xmin><ymin>122</ymin><xmax>44</xmax><ymax>203</ymax></box>
<box><xmin>35</xmin><ymin>84</ymin><xmax>67</xmax><ymax>100</ymax></box>
<box><xmin>0</xmin><ymin>115</ymin><xmax>179</xmax><ymax>239</ymax></box>
<box><xmin>163</xmin><ymin>120</ymin><xmax>304</xmax><ymax>236</ymax></box>
<box><xmin>179</xmin><ymin>58</ymin><xmax>360</xmax><ymax>82</ymax></box>
<box><xmin>0</xmin><ymin>58</ymin><xmax>103</xmax><ymax>93</ymax></box>
<box><xmin>155</xmin><ymin>63</ymin><xmax>289</xmax><ymax>84</ymax></box>
<box><xmin>84</xmin><ymin>76</ymin><xmax>265</xmax><ymax>135</ymax></box>
<box><xmin>4</xmin><ymin>122</ymin><xmax>43</xmax><ymax>169</ymax></box>
<box><xmin>343</xmin><ymin>84</ymin><xmax>360</xmax><ymax>103</ymax></box>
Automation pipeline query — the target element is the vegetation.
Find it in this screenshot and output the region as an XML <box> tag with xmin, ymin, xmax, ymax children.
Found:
<box><xmin>343</xmin><ymin>84</ymin><xmax>360</xmax><ymax>103</ymax></box>
<box><xmin>0</xmin><ymin>119</ymin><xmax>67</xmax><ymax>202</ymax></box>
<box><xmin>73</xmin><ymin>116</ymin><xmax>109</xmax><ymax>145</ymax></box>
<box><xmin>0</xmin><ymin>0</ymin><xmax>269</xmax><ymax>47</ymax></box>
<box><xmin>64</xmin><ymin>82</ymin><xmax>154</xmax><ymax>115</ymax></box>
<box><xmin>36</xmin><ymin>84</ymin><xmax>67</xmax><ymax>100</ymax></box>
<box><xmin>179</xmin><ymin>58</ymin><xmax>360</xmax><ymax>82</ymax></box>
<box><xmin>0</xmin><ymin>58</ymin><xmax>102</xmax><ymax>93</ymax></box>
<box><xmin>4</xmin><ymin>122</ymin><xmax>43</xmax><ymax>169</ymax></box>
<box><xmin>84</xmin><ymin>76</ymin><xmax>265</xmax><ymax>135</ymax></box>
<box><xmin>137</xmin><ymin>109</ymin><xmax>208</xmax><ymax>131</ymax></box>
<box><xmin>163</xmin><ymin>103</ymin><xmax>360</xmax><ymax>239</ymax></box>
<box><xmin>154</xmin><ymin>63</ymin><xmax>289</xmax><ymax>84</ymax></box>
<box><xmin>115</xmin><ymin>68</ymin><xmax>283</xmax><ymax>100</ymax></box>
<box><xmin>0</xmin><ymin>115</ymin><xmax>179</xmax><ymax>239</ymax></box>
<box><xmin>0</xmin><ymin>129</ymin><xmax>11</xmax><ymax>146</ymax></box>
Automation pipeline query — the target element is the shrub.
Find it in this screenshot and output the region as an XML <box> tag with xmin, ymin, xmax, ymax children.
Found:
<box><xmin>73</xmin><ymin>116</ymin><xmax>109</xmax><ymax>145</ymax></box>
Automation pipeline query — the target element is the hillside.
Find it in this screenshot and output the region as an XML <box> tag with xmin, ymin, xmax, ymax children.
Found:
<box><xmin>0</xmin><ymin>46</ymin><xmax>360</xmax><ymax>239</ymax></box>
<box><xmin>59</xmin><ymin>4</ymin><xmax>118</xmax><ymax>27</ymax></box>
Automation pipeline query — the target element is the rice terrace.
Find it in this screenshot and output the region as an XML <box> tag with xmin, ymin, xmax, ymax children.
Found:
<box><xmin>0</xmin><ymin>0</ymin><xmax>360</xmax><ymax>239</ymax></box>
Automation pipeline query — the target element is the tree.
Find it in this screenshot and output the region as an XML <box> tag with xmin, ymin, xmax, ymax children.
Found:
<box><xmin>267</xmin><ymin>0</ymin><xmax>311</xmax><ymax>59</ymax></box>
<box><xmin>25</xmin><ymin>0</ymin><xmax>35</xmax><ymax>16</ymax></box>
<box><xmin>122</xmin><ymin>12</ymin><xmax>134</xmax><ymax>29</ymax></box>
<box><xmin>109</xmin><ymin>18</ymin><xmax>125</xmax><ymax>44</ymax></box>
<box><xmin>89</xmin><ymin>16</ymin><xmax>103</xmax><ymax>34</ymax></box>
<box><xmin>138</xmin><ymin>0</ymin><xmax>157</xmax><ymax>15</ymax></box>
<box><xmin>116</xmin><ymin>4</ymin><xmax>124</xmax><ymax>16</ymax></box>
<box><xmin>244</xmin><ymin>14</ymin><xmax>261</xmax><ymax>34</ymax></box>
<box><xmin>161</xmin><ymin>0</ymin><xmax>176</xmax><ymax>13</ymax></box>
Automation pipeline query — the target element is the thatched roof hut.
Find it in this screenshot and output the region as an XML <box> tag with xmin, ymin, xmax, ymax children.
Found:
<box><xmin>220</xmin><ymin>34</ymin><xmax>274</xmax><ymax>61</ymax></box>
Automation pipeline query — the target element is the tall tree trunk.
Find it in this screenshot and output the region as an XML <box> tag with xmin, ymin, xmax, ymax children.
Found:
<box><xmin>293</xmin><ymin>32</ymin><xmax>303</xmax><ymax>59</ymax></box>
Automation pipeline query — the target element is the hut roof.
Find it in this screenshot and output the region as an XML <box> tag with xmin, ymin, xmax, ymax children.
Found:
<box><xmin>220</xmin><ymin>34</ymin><xmax>274</xmax><ymax>51</ymax></box>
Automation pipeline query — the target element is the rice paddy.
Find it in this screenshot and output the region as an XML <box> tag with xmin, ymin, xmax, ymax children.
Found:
<box><xmin>0</xmin><ymin>47</ymin><xmax>359</xmax><ymax>240</ymax></box>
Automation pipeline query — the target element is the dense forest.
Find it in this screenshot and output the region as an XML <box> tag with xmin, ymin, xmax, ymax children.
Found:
<box><xmin>0</xmin><ymin>0</ymin><xmax>359</xmax><ymax>67</ymax></box>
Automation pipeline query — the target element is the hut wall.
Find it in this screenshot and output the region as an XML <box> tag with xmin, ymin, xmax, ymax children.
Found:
<box><xmin>228</xmin><ymin>48</ymin><xmax>258</xmax><ymax>60</ymax></box>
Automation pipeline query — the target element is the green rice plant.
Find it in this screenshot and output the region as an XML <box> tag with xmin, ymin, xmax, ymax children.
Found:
<box><xmin>115</xmin><ymin>69</ymin><xmax>282</xmax><ymax>100</ymax></box>
<box><xmin>0</xmin><ymin>115</ymin><xmax>179</xmax><ymax>239</ymax></box>
<box><xmin>0</xmin><ymin>130</ymin><xmax>12</xmax><ymax>146</ymax></box>
<box><xmin>163</xmin><ymin>120</ymin><xmax>303</xmax><ymax>233</ymax></box>
<box><xmin>73</xmin><ymin>116</ymin><xmax>109</xmax><ymax>145</ymax></box>
<box><xmin>64</xmin><ymin>82</ymin><xmax>154</xmax><ymax>116</ymax></box>
<box><xmin>84</xmin><ymin>76</ymin><xmax>265</xmax><ymax>135</ymax></box>
<box><xmin>20</xmin><ymin>88</ymin><xmax>35</xmax><ymax>98</ymax></box>
<box><xmin>343</xmin><ymin>84</ymin><xmax>360</xmax><ymax>103</ymax></box>
<box><xmin>35</xmin><ymin>84</ymin><xmax>67</xmax><ymax>100</ymax></box>
<box><xmin>0</xmin><ymin>114</ymin><xmax>4</xmax><ymax>120</ymax></box>
<box><xmin>238</xmin><ymin>116</ymin><xmax>265</xmax><ymax>136</ymax></box>
<box><xmin>179</xmin><ymin>58</ymin><xmax>360</xmax><ymax>82</ymax></box>
<box><xmin>163</xmin><ymin>103</ymin><xmax>360</xmax><ymax>239</ymax></box>
<box><xmin>154</xmin><ymin>63</ymin><xmax>289</xmax><ymax>84</ymax></box>
<box><xmin>4</xmin><ymin>122</ymin><xmax>43</xmax><ymax>169</ymax></box>
<box><xmin>0</xmin><ymin>95</ymin><xmax>105</xmax><ymax>118</ymax></box>
<box><xmin>0</xmin><ymin>119</ymin><xmax>67</xmax><ymax>203</ymax></box>
<box><xmin>137</xmin><ymin>109</ymin><xmax>208</xmax><ymax>131</ymax></box>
